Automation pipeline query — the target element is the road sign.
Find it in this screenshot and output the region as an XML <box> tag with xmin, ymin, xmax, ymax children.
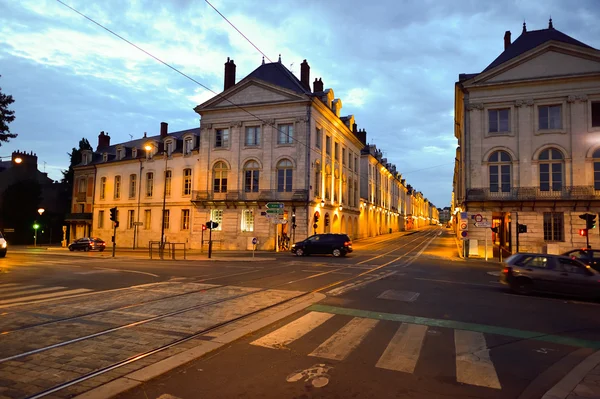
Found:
<box><xmin>206</xmin><ymin>221</ymin><xmax>219</xmax><ymax>229</ymax></box>
<box><xmin>266</xmin><ymin>209</ymin><xmax>284</xmax><ymax>215</ymax></box>
<box><xmin>475</xmin><ymin>221</ymin><xmax>491</xmax><ymax>228</ymax></box>
<box><xmin>252</xmin><ymin>237</ymin><xmax>258</xmax><ymax>245</ymax></box>
<box><xmin>266</xmin><ymin>202</ymin><xmax>284</xmax><ymax>209</ymax></box>
<box><xmin>260</xmin><ymin>211</ymin><xmax>267</xmax><ymax>216</ymax></box>
<box><xmin>460</xmin><ymin>222</ymin><xmax>467</xmax><ymax>230</ymax></box>
<box><xmin>461</xmin><ymin>231</ymin><xmax>468</xmax><ymax>238</ymax></box>
<box><xmin>272</xmin><ymin>219</ymin><xmax>288</xmax><ymax>225</ymax></box>
<box><xmin>474</xmin><ymin>214</ymin><xmax>483</xmax><ymax>223</ymax></box>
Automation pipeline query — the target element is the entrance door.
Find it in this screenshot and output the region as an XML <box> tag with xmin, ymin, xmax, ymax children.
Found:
<box><xmin>492</xmin><ymin>212</ymin><xmax>512</xmax><ymax>259</ymax></box>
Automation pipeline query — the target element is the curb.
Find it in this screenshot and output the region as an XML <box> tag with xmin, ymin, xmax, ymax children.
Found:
<box><xmin>73</xmin><ymin>292</ymin><xmax>326</xmax><ymax>399</ymax></box>
<box><xmin>542</xmin><ymin>349</ymin><xmax>600</xmax><ymax>399</ymax></box>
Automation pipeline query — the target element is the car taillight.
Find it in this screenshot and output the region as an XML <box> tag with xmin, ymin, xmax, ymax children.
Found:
<box><xmin>503</xmin><ymin>267</ymin><xmax>511</xmax><ymax>274</ymax></box>
<box><xmin>344</xmin><ymin>241</ymin><xmax>351</xmax><ymax>247</ymax></box>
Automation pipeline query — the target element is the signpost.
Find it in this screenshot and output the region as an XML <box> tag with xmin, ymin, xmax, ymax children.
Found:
<box><xmin>252</xmin><ymin>237</ymin><xmax>258</xmax><ymax>258</ymax></box>
<box><xmin>206</xmin><ymin>220</ymin><xmax>219</xmax><ymax>258</ymax></box>
<box><xmin>265</xmin><ymin>203</ymin><xmax>284</xmax><ymax>252</ymax></box>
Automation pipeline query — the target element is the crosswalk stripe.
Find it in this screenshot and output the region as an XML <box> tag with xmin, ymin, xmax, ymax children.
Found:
<box><xmin>0</xmin><ymin>287</ymin><xmax>65</xmax><ymax>299</ymax></box>
<box><xmin>0</xmin><ymin>288</ymin><xmax>92</xmax><ymax>306</ymax></box>
<box><xmin>309</xmin><ymin>317</ymin><xmax>378</xmax><ymax>361</ymax></box>
<box><xmin>251</xmin><ymin>312</ymin><xmax>335</xmax><ymax>349</ymax></box>
<box><xmin>376</xmin><ymin>323</ymin><xmax>428</xmax><ymax>373</ymax></box>
<box><xmin>0</xmin><ymin>284</ymin><xmax>19</xmax><ymax>288</ymax></box>
<box><xmin>455</xmin><ymin>330</ymin><xmax>501</xmax><ymax>389</ymax></box>
<box><xmin>0</xmin><ymin>285</ymin><xmax>40</xmax><ymax>293</ymax></box>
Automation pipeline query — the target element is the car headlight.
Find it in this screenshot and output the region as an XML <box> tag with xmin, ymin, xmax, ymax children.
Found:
<box><xmin>292</xmin><ymin>244</ymin><xmax>296</xmax><ymax>248</ymax></box>
<box><xmin>1</xmin><ymin>242</ymin><xmax>6</xmax><ymax>248</ymax></box>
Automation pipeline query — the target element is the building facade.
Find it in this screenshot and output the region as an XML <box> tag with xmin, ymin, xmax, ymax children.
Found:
<box><xmin>453</xmin><ymin>21</ymin><xmax>600</xmax><ymax>257</ymax></box>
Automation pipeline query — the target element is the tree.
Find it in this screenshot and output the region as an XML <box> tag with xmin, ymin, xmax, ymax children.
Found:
<box><xmin>0</xmin><ymin>75</ymin><xmax>17</xmax><ymax>146</ymax></box>
<box><xmin>61</xmin><ymin>138</ymin><xmax>93</xmax><ymax>186</ymax></box>
<box><xmin>1</xmin><ymin>180</ymin><xmax>41</xmax><ymax>244</ymax></box>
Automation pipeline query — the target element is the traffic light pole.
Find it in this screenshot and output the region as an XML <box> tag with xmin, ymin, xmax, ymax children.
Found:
<box><xmin>516</xmin><ymin>213</ymin><xmax>519</xmax><ymax>253</ymax></box>
<box><xmin>586</xmin><ymin>229</ymin><xmax>590</xmax><ymax>249</ymax></box>
<box><xmin>112</xmin><ymin>222</ymin><xmax>117</xmax><ymax>257</ymax></box>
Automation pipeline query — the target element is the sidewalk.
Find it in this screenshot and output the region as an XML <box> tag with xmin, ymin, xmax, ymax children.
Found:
<box><xmin>543</xmin><ymin>349</ymin><xmax>600</xmax><ymax>399</ymax></box>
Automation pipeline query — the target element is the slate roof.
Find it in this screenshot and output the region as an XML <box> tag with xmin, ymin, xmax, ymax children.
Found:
<box><xmin>245</xmin><ymin>62</ymin><xmax>311</xmax><ymax>95</ymax></box>
<box><xmin>483</xmin><ymin>27</ymin><xmax>594</xmax><ymax>72</ymax></box>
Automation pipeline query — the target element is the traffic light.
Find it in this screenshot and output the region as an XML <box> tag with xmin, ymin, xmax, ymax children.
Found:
<box><xmin>110</xmin><ymin>207</ymin><xmax>117</xmax><ymax>222</ymax></box>
<box><xmin>579</xmin><ymin>213</ymin><xmax>597</xmax><ymax>230</ymax></box>
<box><xmin>314</xmin><ymin>211</ymin><xmax>320</xmax><ymax>224</ymax></box>
<box><xmin>517</xmin><ymin>224</ymin><xmax>527</xmax><ymax>234</ymax></box>
<box><xmin>202</xmin><ymin>224</ymin><xmax>207</xmax><ymax>231</ymax></box>
<box><xmin>579</xmin><ymin>229</ymin><xmax>588</xmax><ymax>237</ymax></box>
<box><xmin>33</xmin><ymin>223</ymin><xmax>40</xmax><ymax>230</ymax></box>
<box><xmin>324</xmin><ymin>214</ymin><xmax>330</xmax><ymax>227</ymax></box>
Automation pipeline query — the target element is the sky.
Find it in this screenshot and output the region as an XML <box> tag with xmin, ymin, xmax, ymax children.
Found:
<box><xmin>1</xmin><ymin>0</ymin><xmax>599</xmax><ymax>208</ymax></box>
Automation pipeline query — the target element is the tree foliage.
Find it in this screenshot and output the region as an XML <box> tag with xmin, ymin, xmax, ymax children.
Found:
<box><xmin>61</xmin><ymin>138</ymin><xmax>93</xmax><ymax>186</ymax></box>
<box><xmin>0</xmin><ymin>75</ymin><xmax>17</xmax><ymax>146</ymax></box>
<box><xmin>1</xmin><ymin>180</ymin><xmax>41</xmax><ymax>244</ymax></box>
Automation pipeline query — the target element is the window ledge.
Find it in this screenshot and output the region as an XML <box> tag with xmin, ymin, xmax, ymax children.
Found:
<box><xmin>276</xmin><ymin>143</ymin><xmax>295</xmax><ymax>147</ymax></box>
<box><xmin>485</xmin><ymin>131</ymin><xmax>514</xmax><ymax>138</ymax></box>
<box><xmin>535</xmin><ymin>129</ymin><xmax>566</xmax><ymax>135</ymax></box>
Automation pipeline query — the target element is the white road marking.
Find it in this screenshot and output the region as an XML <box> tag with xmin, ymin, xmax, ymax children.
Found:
<box><xmin>377</xmin><ymin>290</ymin><xmax>420</xmax><ymax>302</ymax></box>
<box><xmin>286</xmin><ymin>363</ymin><xmax>332</xmax><ymax>388</ymax></box>
<box><xmin>0</xmin><ymin>288</ymin><xmax>92</xmax><ymax>306</ymax></box>
<box><xmin>300</xmin><ymin>270</ymin><xmax>352</xmax><ymax>275</ymax></box>
<box><xmin>455</xmin><ymin>330</ymin><xmax>501</xmax><ymax>389</ymax></box>
<box><xmin>414</xmin><ymin>277</ymin><xmax>497</xmax><ymax>288</ymax></box>
<box><xmin>0</xmin><ymin>285</ymin><xmax>41</xmax><ymax>293</ymax></box>
<box><xmin>251</xmin><ymin>312</ymin><xmax>335</xmax><ymax>349</ymax></box>
<box><xmin>326</xmin><ymin>271</ymin><xmax>398</xmax><ymax>296</ymax></box>
<box><xmin>0</xmin><ymin>286</ymin><xmax>65</xmax><ymax>299</ymax></box>
<box><xmin>97</xmin><ymin>267</ymin><xmax>160</xmax><ymax>277</ymax></box>
<box><xmin>0</xmin><ymin>284</ymin><xmax>19</xmax><ymax>288</ymax></box>
<box><xmin>309</xmin><ymin>317</ymin><xmax>378</xmax><ymax>361</ymax></box>
<box><xmin>376</xmin><ymin>323</ymin><xmax>428</xmax><ymax>373</ymax></box>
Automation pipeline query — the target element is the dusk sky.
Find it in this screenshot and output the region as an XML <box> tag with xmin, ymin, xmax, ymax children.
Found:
<box><xmin>1</xmin><ymin>0</ymin><xmax>599</xmax><ymax>208</ymax></box>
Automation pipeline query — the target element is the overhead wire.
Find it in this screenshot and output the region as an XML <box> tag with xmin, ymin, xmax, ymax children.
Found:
<box><xmin>54</xmin><ymin>0</ymin><xmax>446</xmax><ymax>205</ymax></box>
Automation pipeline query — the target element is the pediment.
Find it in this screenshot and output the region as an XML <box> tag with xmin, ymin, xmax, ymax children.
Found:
<box><xmin>471</xmin><ymin>45</ymin><xmax>600</xmax><ymax>85</ymax></box>
<box><xmin>197</xmin><ymin>80</ymin><xmax>306</xmax><ymax>110</ymax></box>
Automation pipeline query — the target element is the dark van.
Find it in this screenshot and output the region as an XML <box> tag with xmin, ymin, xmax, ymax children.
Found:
<box><xmin>291</xmin><ymin>233</ymin><xmax>352</xmax><ymax>257</ymax></box>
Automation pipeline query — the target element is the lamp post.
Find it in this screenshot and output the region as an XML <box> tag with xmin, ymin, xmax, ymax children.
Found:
<box><xmin>34</xmin><ymin>208</ymin><xmax>45</xmax><ymax>247</ymax></box>
<box><xmin>0</xmin><ymin>155</ymin><xmax>22</xmax><ymax>164</ymax></box>
<box><xmin>144</xmin><ymin>143</ymin><xmax>168</xmax><ymax>259</ymax></box>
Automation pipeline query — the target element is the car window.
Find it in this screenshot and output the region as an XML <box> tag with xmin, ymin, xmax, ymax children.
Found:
<box><xmin>557</xmin><ymin>258</ymin><xmax>588</xmax><ymax>274</ymax></box>
<box><xmin>591</xmin><ymin>251</ymin><xmax>600</xmax><ymax>260</ymax></box>
<box><xmin>307</xmin><ymin>236</ymin><xmax>320</xmax><ymax>242</ymax></box>
<box><xmin>568</xmin><ymin>250</ymin><xmax>588</xmax><ymax>260</ymax></box>
<box><xmin>518</xmin><ymin>255</ymin><xmax>550</xmax><ymax>268</ymax></box>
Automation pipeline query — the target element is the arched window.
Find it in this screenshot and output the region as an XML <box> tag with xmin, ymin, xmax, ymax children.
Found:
<box><xmin>488</xmin><ymin>150</ymin><xmax>511</xmax><ymax>193</ymax></box>
<box><xmin>539</xmin><ymin>148</ymin><xmax>563</xmax><ymax>191</ymax></box>
<box><xmin>213</xmin><ymin>161</ymin><xmax>228</xmax><ymax>193</ymax></box>
<box><xmin>277</xmin><ymin>159</ymin><xmax>293</xmax><ymax>192</ymax></box>
<box><xmin>314</xmin><ymin>161</ymin><xmax>321</xmax><ymax>197</ymax></box>
<box><xmin>593</xmin><ymin>149</ymin><xmax>600</xmax><ymax>191</ymax></box>
<box><xmin>244</xmin><ymin>160</ymin><xmax>260</xmax><ymax>192</ymax></box>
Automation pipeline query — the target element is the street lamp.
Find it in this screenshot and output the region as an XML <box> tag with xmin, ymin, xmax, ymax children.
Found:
<box><xmin>0</xmin><ymin>155</ymin><xmax>22</xmax><ymax>164</ymax></box>
<box><xmin>144</xmin><ymin>143</ymin><xmax>168</xmax><ymax>258</ymax></box>
<box><xmin>34</xmin><ymin>208</ymin><xmax>45</xmax><ymax>247</ymax></box>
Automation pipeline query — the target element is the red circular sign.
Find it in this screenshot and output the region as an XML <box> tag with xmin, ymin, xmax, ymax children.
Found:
<box><xmin>460</xmin><ymin>222</ymin><xmax>467</xmax><ymax>230</ymax></box>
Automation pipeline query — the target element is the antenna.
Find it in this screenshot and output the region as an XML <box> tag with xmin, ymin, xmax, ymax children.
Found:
<box><xmin>129</xmin><ymin>134</ymin><xmax>133</xmax><ymax>140</ymax></box>
<box><xmin>43</xmin><ymin>161</ymin><xmax>46</xmax><ymax>173</ymax></box>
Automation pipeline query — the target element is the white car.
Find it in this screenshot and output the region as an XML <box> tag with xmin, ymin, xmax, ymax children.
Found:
<box><xmin>0</xmin><ymin>232</ymin><xmax>7</xmax><ymax>258</ymax></box>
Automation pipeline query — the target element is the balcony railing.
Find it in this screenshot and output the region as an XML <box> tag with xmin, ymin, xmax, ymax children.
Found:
<box><xmin>76</xmin><ymin>192</ymin><xmax>87</xmax><ymax>202</ymax></box>
<box><xmin>65</xmin><ymin>213</ymin><xmax>93</xmax><ymax>222</ymax></box>
<box><xmin>192</xmin><ymin>189</ymin><xmax>309</xmax><ymax>202</ymax></box>
<box><xmin>466</xmin><ymin>186</ymin><xmax>599</xmax><ymax>201</ymax></box>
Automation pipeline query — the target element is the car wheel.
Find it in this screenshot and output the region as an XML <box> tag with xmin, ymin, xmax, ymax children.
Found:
<box><xmin>0</xmin><ymin>252</ymin><xmax>6</xmax><ymax>258</ymax></box>
<box><xmin>332</xmin><ymin>248</ymin><xmax>342</xmax><ymax>257</ymax></box>
<box><xmin>511</xmin><ymin>278</ymin><xmax>533</xmax><ymax>295</ymax></box>
<box><xmin>84</xmin><ymin>246</ymin><xmax>89</xmax><ymax>252</ymax></box>
<box><xmin>296</xmin><ymin>248</ymin><xmax>304</xmax><ymax>256</ymax></box>
<box><xmin>99</xmin><ymin>248</ymin><xmax>105</xmax><ymax>252</ymax></box>
<box><xmin>69</xmin><ymin>247</ymin><xmax>74</xmax><ymax>252</ymax></box>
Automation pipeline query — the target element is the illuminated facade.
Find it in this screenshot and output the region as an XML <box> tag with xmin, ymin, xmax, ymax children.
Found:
<box><xmin>453</xmin><ymin>21</ymin><xmax>600</xmax><ymax>256</ymax></box>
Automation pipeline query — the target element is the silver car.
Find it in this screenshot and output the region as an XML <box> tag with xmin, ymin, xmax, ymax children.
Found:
<box><xmin>500</xmin><ymin>253</ymin><xmax>600</xmax><ymax>298</ymax></box>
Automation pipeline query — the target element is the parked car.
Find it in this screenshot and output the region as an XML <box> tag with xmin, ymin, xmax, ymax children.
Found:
<box><xmin>291</xmin><ymin>233</ymin><xmax>352</xmax><ymax>257</ymax></box>
<box><xmin>500</xmin><ymin>252</ymin><xmax>600</xmax><ymax>298</ymax></box>
<box><xmin>0</xmin><ymin>231</ymin><xmax>7</xmax><ymax>258</ymax></box>
<box><xmin>561</xmin><ymin>249</ymin><xmax>600</xmax><ymax>272</ymax></box>
<box><xmin>68</xmin><ymin>237</ymin><xmax>106</xmax><ymax>252</ymax></box>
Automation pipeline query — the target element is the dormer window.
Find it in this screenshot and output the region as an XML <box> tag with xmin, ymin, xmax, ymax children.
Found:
<box><xmin>117</xmin><ymin>147</ymin><xmax>125</xmax><ymax>160</ymax></box>
<box><xmin>184</xmin><ymin>137</ymin><xmax>194</xmax><ymax>155</ymax></box>
<box><xmin>144</xmin><ymin>143</ymin><xmax>155</xmax><ymax>159</ymax></box>
<box><xmin>82</xmin><ymin>152</ymin><xmax>89</xmax><ymax>165</ymax></box>
<box><xmin>103</xmin><ymin>153</ymin><xmax>108</xmax><ymax>162</ymax></box>
<box><xmin>132</xmin><ymin>148</ymin><xmax>137</xmax><ymax>158</ymax></box>
<box><xmin>165</xmin><ymin>140</ymin><xmax>174</xmax><ymax>156</ymax></box>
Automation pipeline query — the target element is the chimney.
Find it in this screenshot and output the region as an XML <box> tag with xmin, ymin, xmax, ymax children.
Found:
<box><xmin>356</xmin><ymin>128</ymin><xmax>367</xmax><ymax>146</ymax></box>
<box><xmin>352</xmin><ymin>123</ymin><xmax>357</xmax><ymax>133</ymax></box>
<box><xmin>160</xmin><ymin>122</ymin><xmax>168</xmax><ymax>138</ymax></box>
<box><xmin>504</xmin><ymin>31</ymin><xmax>511</xmax><ymax>50</ymax></box>
<box><xmin>313</xmin><ymin>78</ymin><xmax>323</xmax><ymax>93</ymax></box>
<box><xmin>224</xmin><ymin>57</ymin><xmax>236</xmax><ymax>90</ymax></box>
<box><xmin>97</xmin><ymin>131</ymin><xmax>111</xmax><ymax>151</ymax></box>
<box><xmin>300</xmin><ymin>59</ymin><xmax>310</xmax><ymax>91</ymax></box>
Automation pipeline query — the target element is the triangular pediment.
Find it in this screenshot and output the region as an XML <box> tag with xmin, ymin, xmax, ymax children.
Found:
<box><xmin>469</xmin><ymin>43</ymin><xmax>600</xmax><ymax>85</ymax></box>
<box><xmin>196</xmin><ymin>79</ymin><xmax>307</xmax><ymax>111</ymax></box>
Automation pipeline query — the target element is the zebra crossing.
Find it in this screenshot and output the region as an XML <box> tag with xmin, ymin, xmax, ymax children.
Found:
<box><xmin>0</xmin><ymin>283</ymin><xmax>92</xmax><ymax>307</ymax></box>
<box><xmin>251</xmin><ymin>311</ymin><xmax>502</xmax><ymax>390</ymax></box>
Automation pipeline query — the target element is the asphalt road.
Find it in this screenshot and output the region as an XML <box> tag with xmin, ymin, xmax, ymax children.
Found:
<box><xmin>1</xmin><ymin>228</ymin><xmax>599</xmax><ymax>399</ymax></box>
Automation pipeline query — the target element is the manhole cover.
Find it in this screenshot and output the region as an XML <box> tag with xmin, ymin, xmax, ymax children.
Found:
<box><xmin>377</xmin><ymin>290</ymin><xmax>420</xmax><ymax>302</ymax></box>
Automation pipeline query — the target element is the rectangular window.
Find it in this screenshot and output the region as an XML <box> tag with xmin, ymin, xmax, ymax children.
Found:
<box><xmin>215</xmin><ymin>129</ymin><xmax>229</xmax><ymax>148</ymax></box>
<box><xmin>489</xmin><ymin>165</ymin><xmax>511</xmax><ymax>192</ymax></box>
<box><xmin>539</xmin><ymin>105</ymin><xmax>562</xmax><ymax>130</ymax></box>
<box><xmin>98</xmin><ymin>210</ymin><xmax>104</xmax><ymax>229</ymax></box>
<box><xmin>185</xmin><ymin>137</ymin><xmax>194</xmax><ymax>154</ymax></box>
<box><xmin>277</xmin><ymin>124</ymin><xmax>294</xmax><ymax>144</ymax></box>
<box><xmin>114</xmin><ymin>175</ymin><xmax>121</xmax><ymax>199</ymax></box>
<box><xmin>128</xmin><ymin>210</ymin><xmax>135</xmax><ymax>229</ymax></box>
<box><xmin>163</xmin><ymin>209</ymin><xmax>170</xmax><ymax>230</ymax></box>
<box><xmin>244</xmin><ymin>170</ymin><xmax>259</xmax><ymax>192</ymax></box>
<box><xmin>146</xmin><ymin>172</ymin><xmax>154</xmax><ymax>197</ymax></box>
<box><xmin>334</xmin><ymin>142</ymin><xmax>339</xmax><ymax>161</ymax></box>
<box><xmin>594</xmin><ymin>162</ymin><xmax>600</xmax><ymax>190</ymax></box>
<box><xmin>210</xmin><ymin>209</ymin><xmax>223</xmax><ymax>231</ymax></box>
<box><xmin>592</xmin><ymin>101</ymin><xmax>600</xmax><ymax>128</ymax></box>
<box><xmin>78</xmin><ymin>177</ymin><xmax>86</xmax><ymax>193</ymax></box>
<box><xmin>543</xmin><ymin>212</ymin><xmax>564</xmax><ymax>242</ymax></box>
<box><xmin>144</xmin><ymin>210</ymin><xmax>151</xmax><ymax>230</ymax></box>
<box><xmin>129</xmin><ymin>174</ymin><xmax>137</xmax><ymax>199</ymax></box>
<box><xmin>245</xmin><ymin>126</ymin><xmax>260</xmax><ymax>146</ymax></box>
<box><xmin>342</xmin><ymin>148</ymin><xmax>346</xmax><ymax>165</ymax></box>
<box><xmin>183</xmin><ymin>169</ymin><xmax>192</xmax><ymax>196</ymax></box>
<box><xmin>354</xmin><ymin>156</ymin><xmax>358</xmax><ymax>172</ymax></box>
<box><xmin>181</xmin><ymin>209</ymin><xmax>190</xmax><ymax>230</ymax></box>
<box><xmin>100</xmin><ymin>177</ymin><xmax>106</xmax><ymax>200</ymax></box>
<box><xmin>488</xmin><ymin>109</ymin><xmax>510</xmax><ymax>133</ymax></box>
<box><xmin>241</xmin><ymin>209</ymin><xmax>254</xmax><ymax>232</ymax></box>
<box><xmin>277</xmin><ymin>169</ymin><xmax>293</xmax><ymax>192</ymax></box>
<box><xmin>165</xmin><ymin>170</ymin><xmax>172</xmax><ymax>197</ymax></box>
<box><xmin>316</xmin><ymin>128</ymin><xmax>322</xmax><ymax>149</ymax></box>
<box><xmin>326</xmin><ymin>136</ymin><xmax>332</xmax><ymax>155</ymax></box>
<box><xmin>165</xmin><ymin>141</ymin><xmax>173</xmax><ymax>156</ymax></box>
